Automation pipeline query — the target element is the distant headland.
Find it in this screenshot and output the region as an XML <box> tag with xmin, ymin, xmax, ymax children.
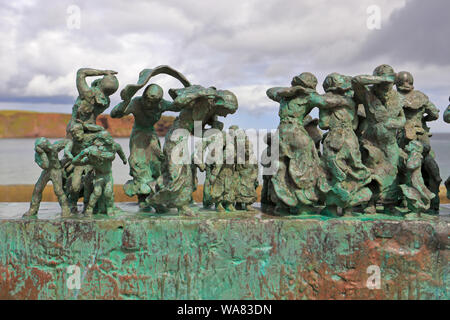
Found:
<box><xmin>0</xmin><ymin>110</ymin><xmax>175</xmax><ymax>138</ymax></box>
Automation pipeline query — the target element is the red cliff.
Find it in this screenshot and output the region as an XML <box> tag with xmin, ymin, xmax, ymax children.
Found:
<box><xmin>0</xmin><ymin>110</ymin><xmax>174</xmax><ymax>138</ymax></box>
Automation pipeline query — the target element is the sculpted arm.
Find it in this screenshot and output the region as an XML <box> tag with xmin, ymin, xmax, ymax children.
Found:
<box><xmin>35</xmin><ymin>147</ymin><xmax>49</xmax><ymax>169</ymax></box>
<box><xmin>64</xmin><ymin>140</ymin><xmax>74</xmax><ymax>160</ymax></box>
<box><xmin>385</xmin><ymin>107</ymin><xmax>406</xmax><ymax>129</ymax></box>
<box><xmin>351</xmin><ymin>75</ymin><xmax>394</xmax><ymax>104</ymax></box>
<box><xmin>114</xmin><ymin>142</ymin><xmax>127</xmax><ymax>165</ymax></box>
<box><xmin>445</xmin><ymin>105</ymin><xmax>450</xmax><ymax>123</ymax></box>
<box><xmin>423</xmin><ymin>101</ymin><xmax>439</xmax><ymax>122</ymax></box>
<box><xmin>160</xmin><ymin>99</ymin><xmax>183</xmax><ymax>112</ymax></box>
<box><xmin>111</xmin><ymin>97</ymin><xmax>139</xmax><ymax>118</ymax></box>
<box><xmin>76</xmin><ymin>68</ymin><xmax>117</xmax><ymax>98</ymax></box>
<box><xmin>310</xmin><ymin>92</ymin><xmax>355</xmax><ymax>109</ymax></box>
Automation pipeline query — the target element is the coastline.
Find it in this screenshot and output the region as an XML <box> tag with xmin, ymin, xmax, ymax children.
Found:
<box><xmin>0</xmin><ymin>184</ymin><xmax>447</xmax><ymax>204</ymax></box>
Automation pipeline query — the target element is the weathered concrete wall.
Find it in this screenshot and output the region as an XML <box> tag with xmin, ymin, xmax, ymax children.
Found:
<box><xmin>0</xmin><ymin>207</ymin><xmax>448</xmax><ymax>300</ymax></box>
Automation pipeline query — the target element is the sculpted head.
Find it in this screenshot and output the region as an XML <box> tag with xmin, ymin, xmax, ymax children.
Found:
<box><xmin>70</xmin><ymin>123</ymin><xmax>84</xmax><ymax>142</ymax></box>
<box><xmin>35</xmin><ymin>137</ymin><xmax>51</xmax><ymax>151</ymax></box>
<box><xmin>323</xmin><ymin>73</ymin><xmax>353</xmax><ymax>96</ymax></box>
<box><xmin>291</xmin><ymin>72</ymin><xmax>318</xmax><ymax>90</ymax></box>
<box><xmin>94</xmin><ymin>130</ymin><xmax>114</xmax><ymax>147</ymax></box>
<box><xmin>395</xmin><ymin>71</ymin><xmax>414</xmax><ymax>93</ymax></box>
<box><xmin>99</xmin><ymin>74</ymin><xmax>119</xmax><ymax>96</ymax></box>
<box><xmin>143</xmin><ymin>84</ymin><xmax>164</xmax><ymax>106</ymax></box>
<box><xmin>373</xmin><ymin>64</ymin><xmax>395</xmax><ymax>94</ymax></box>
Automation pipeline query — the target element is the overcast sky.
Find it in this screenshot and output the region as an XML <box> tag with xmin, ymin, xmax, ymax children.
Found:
<box><xmin>0</xmin><ymin>0</ymin><xmax>449</xmax><ymax>131</ymax></box>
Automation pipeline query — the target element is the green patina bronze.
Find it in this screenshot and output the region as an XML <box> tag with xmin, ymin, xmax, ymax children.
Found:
<box><xmin>396</xmin><ymin>71</ymin><xmax>441</xmax><ymax>213</ymax></box>
<box><xmin>12</xmin><ymin>63</ymin><xmax>450</xmax><ymax>300</ymax></box>
<box><xmin>352</xmin><ymin>65</ymin><xmax>406</xmax><ymax>214</ymax></box>
<box><xmin>24</xmin><ymin>138</ymin><xmax>72</xmax><ymax>218</ymax></box>
<box><xmin>111</xmin><ymin>66</ymin><xmax>191</xmax><ymax>209</ymax></box>
<box><xmin>316</xmin><ymin>73</ymin><xmax>373</xmax><ymax>216</ymax></box>
<box><xmin>198</xmin><ymin>126</ymin><xmax>258</xmax><ymax>212</ymax></box>
<box><xmin>24</xmin><ymin>64</ymin><xmax>449</xmax><ymax>219</ymax></box>
<box><xmin>145</xmin><ymin>85</ymin><xmax>238</xmax><ymax>216</ymax></box>
<box><xmin>444</xmin><ymin>97</ymin><xmax>450</xmax><ymax>199</ymax></box>
<box><xmin>72</xmin><ymin>130</ymin><xmax>127</xmax><ymax>217</ymax></box>
<box><xmin>266</xmin><ymin>72</ymin><xmax>326</xmax><ymax>215</ymax></box>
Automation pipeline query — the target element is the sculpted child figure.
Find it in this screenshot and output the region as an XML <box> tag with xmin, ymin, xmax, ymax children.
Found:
<box><xmin>64</xmin><ymin>122</ymin><xmax>104</xmax><ymax>213</ymax></box>
<box><xmin>395</xmin><ymin>71</ymin><xmax>441</xmax><ymax>213</ymax></box>
<box><xmin>231</xmin><ymin>127</ymin><xmax>258</xmax><ymax>211</ymax></box>
<box><xmin>24</xmin><ymin>138</ymin><xmax>71</xmax><ymax>218</ymax></box>
<box><xmin>72</xmin><ymin>131</ymin><xmax>127</xmax><ymax>216</ymax></box>
<box><xmin>399</xmin><ymin>140</ymin><xmax>435</xmax><ymax>216</ymax></box>
<box><xmin>208</xmin><ymin>130</ymin><xmax>237</xmax><ymax>212</ymax></box>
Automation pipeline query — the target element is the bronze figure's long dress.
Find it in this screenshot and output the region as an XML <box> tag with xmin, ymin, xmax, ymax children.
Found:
<box><xmin>271</xmin><ymin>95</ymin><xmax>322</xmax><ymax>208</ymax></box>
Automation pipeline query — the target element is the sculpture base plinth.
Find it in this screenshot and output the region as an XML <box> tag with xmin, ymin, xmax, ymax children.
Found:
<box><xmin>0</xmin><ymin>203</ymin><xmax>448</xmax><ymax>300</ymax></box>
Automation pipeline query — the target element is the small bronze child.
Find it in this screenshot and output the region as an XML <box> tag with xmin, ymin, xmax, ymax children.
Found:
<box><xmin>23</xmin><ymin>138</ymin><xmax>72</xmax><ymax>218</ymax></box>
<box><xmin>399</xmin><ymin>141</ymin><xmax>435</xmax><ymax>215</ymax></box>
<box><xmin>72</xmin><ymin>131</ymin><xmax>127</xmax><ymax>216</ymax></box>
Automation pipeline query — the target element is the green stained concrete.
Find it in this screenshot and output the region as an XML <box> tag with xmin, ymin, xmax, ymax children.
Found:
<box><xmin>0</xmin><ymin>203</ymin><xmax>448</xmax><ymax>300</ymax></box>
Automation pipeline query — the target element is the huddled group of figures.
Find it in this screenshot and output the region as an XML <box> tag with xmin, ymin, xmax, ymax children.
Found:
<box><xmin>263</xmin><ymin>65</ymin><xmax>450</xmax><ymax>216</ymax></box>
<box><xmin>23</xmin><ymin>64</ymin><xmax>450</xmax><ymax>218</ymax></box>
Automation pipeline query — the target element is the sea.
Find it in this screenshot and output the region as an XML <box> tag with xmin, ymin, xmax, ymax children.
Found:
<box><xmin>0</xmin><ymin>134</ymin><xmax>449</xmax><ymax>185</ymax></box>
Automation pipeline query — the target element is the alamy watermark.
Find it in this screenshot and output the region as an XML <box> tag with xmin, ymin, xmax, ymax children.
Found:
<box><xmin>366</xmin><ymin>265</ymin><xmax>381</xmax><ymax>290</ymax></box>
<box><xmin>168</xmin><ymin>122</ymin><xmax>280</xmax><ymax>175</ymax></box>
<box><xmin>66</xmin><ymin>5</ymin><xmax>81</xmax><ymax>30</ymax></box>
<box><xmin>366</xmin><ymin>5</ymin><xmax>381</xmax><ymax>30</ymax></box>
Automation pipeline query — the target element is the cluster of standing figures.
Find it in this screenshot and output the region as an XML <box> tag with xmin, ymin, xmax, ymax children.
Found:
<box><xmin>24</xmin><ymin>64</ymin><xmax>450</xmax><ymax>218</ymax></box>
<box><xmin>263</xmin><ymin>65</ymin><xmax>449</xmax><ymax>217</ymax></box>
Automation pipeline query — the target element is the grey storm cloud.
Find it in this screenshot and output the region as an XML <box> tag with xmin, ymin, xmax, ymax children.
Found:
<box><xmin>0</xmin><ymin>0</ymin><xmax>448</xmax><ymax>128</ymax></box>
<box><xmin>356</xmin><ymin>0</ymin><xmax>450</xmax><ymax>66</ymax></box>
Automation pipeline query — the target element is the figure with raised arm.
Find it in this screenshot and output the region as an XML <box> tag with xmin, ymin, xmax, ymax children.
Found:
<box><xmin>23</xmin><ymin>138</ymin><xmax>72</xmax><ymax>218</ymax></box>
<box><xmin>266</xmin><ymin>72</ymin><xmax>325</xmax><ymax>215</ymax></box>
<box><xmin>111</xmin><ymin>66</ymin><xmax>191</xmax><ymax>209</ymax></box>
<box><xmin>67</xmin><ymin>68</ymin><xmax>119</xmax><ymax>134</ymax></box>
<box><xmin>352</xmin><ymin>65</ymin><xmax>406</xmax><ymax>214</ymax></box>
<box><xmin>310</xmin><ymin>73</ymin><xmax>372</xmax><ymax>216</ymax></box>
<box><xmin>146</xmin><ymin>85</ymin><xmax>238</xmax><ymax>216</ymax></box>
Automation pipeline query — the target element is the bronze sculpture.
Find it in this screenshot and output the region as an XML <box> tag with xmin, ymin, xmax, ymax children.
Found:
<box><xmin>444</xmin><ymin>97</ymin><xmax>450</xmax><ymax>199</ymax></box>
<box><xmin>395</xmin><ymin>71</ymin><xmax>441</xmax><ymax>213</ymax></box>
<box><xmin>266</xmin><ymin>73</ymin><xmax>324</xmax><ymax>215</ymax></box>
<box><xmin>145</xmin><ymin>85</ymin><xmax>238</xmax><ymax>216</ymax></box>
<box><xmin>72</xmin><ymin>130</ymin><xmax>127</xmax><ymax>216</ymax></box>
<box><xmin>24</xmin><ymin>138</ymin><xmax>71</xmax><ymax>217</ymax></box>
<box><xmin>352</xmin><ymin>65</ymin><xmax>406</xmax><ymax>214</ymax></box>
<box><xmin>316</xmin><ymin>73</ymin><xmax>372</xmax><ymax>216</ymax></box>
<box><xmin>111</xmin><ymin>66</ymin><xmax>191</xmax><ymax>209</ymax></box>
<box><xmin>22</xmin><ymin>64</ymin><xmax>446</xmax><ymax>219</ymax></box>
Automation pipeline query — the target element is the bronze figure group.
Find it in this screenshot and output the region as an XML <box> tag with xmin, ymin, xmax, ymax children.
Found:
<box><xmin>24</xmin><ymin>64</ymin><xmax>448</xmax><ymax>218</ymax></box>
